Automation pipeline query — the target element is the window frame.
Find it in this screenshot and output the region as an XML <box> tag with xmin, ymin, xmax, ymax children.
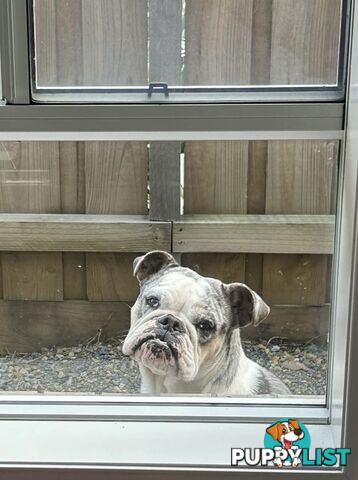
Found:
<box><xmin>27</xmin><ymin>0</ymin><xmax>350</xmax><ymax>104</ymax></box>
<box><xmin>0</xmin><ymin>0</ymin><xmax>356</xmax><ymax>477</ymax></box>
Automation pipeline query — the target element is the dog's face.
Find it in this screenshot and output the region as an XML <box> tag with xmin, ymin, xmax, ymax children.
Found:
<box><xmin>122</xmin><ymin>251</ymin><xmax>270</xmax><ymax>382</ymax></box>
<box><xmin>266</xmin><ymin>420</ymin><xmax>304</xmax><ymax>448</ymax></box>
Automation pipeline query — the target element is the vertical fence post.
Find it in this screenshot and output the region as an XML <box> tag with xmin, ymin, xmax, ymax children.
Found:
<box><xmin>148</xmin><ymin>0</ymin><xmax>182</xmax><ymax>223</ymax></box>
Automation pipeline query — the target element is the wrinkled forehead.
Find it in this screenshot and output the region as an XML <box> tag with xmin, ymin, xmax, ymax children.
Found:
<box><xmin>141</xmin><ymin>267</ymin><xmax>226</xmax><ymax>311</ymax></box>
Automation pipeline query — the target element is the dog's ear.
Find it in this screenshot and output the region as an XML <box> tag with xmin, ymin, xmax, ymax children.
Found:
<box><xmin>266</xmin><ymin>422</ymin><xmax>280</xmax><ymax>440</ymax></box>
<box><xmin>288</xmin><ymin>419</ymin><xmax>300</xmax><ymax>430</ymax></box>
<box><xmin>226</xmin><ymin>283</ymin><xmax>270</xmax><ymax>328</ymax></box>
<box><xmin>133</xmin><ymin>251</ymin><xmax>178</xmax><ymax>283</ymax></box>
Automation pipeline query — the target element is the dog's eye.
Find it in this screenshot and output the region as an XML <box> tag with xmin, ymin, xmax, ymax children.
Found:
<box><xmin>146</xmin><ymin>296</ymin><xmax>160</xmax><ymax>309</ymax></box>
<box><xmin>282</xmin><ymin>428</ymin><xmax>287</xmax><ymax>434</ymax></box>
<box><xmin>197</xmin><ymin>320</ymin><xmax>214</xmax><ymax>332</ymax></box>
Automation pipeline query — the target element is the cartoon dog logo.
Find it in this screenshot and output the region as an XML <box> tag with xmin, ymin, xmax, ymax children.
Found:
<box><xmin>266</xmin><ymin>419</ymin><xmax>305</xmax><ymax>468</ymax></box>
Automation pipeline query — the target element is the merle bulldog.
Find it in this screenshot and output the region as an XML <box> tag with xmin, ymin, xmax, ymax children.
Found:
<box><xmin>123</xmin><ymin>251</ymin><xmax>290</xmax><ymax>395</ymax></box>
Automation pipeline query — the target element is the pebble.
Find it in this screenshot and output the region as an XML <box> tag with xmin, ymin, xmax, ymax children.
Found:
<box><xmin>0</xmin><ymin>339</ymin><xmax>326</xmax><ymax>396</ymax></box>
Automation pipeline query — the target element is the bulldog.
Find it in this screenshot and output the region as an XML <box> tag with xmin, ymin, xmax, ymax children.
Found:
<box><xmin>122</xmin><ymin>251</ymin><xmax>290</xmax><ymax>396</ymax></box>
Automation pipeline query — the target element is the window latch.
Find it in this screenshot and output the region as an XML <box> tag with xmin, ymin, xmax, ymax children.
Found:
<box><xmin>148</xmin><ymin>82</ymin><xmax>169</xmax><ymax>98</ymax></box>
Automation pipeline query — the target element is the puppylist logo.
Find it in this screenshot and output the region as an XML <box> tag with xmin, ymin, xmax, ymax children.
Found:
<box><xmin>231</xmin><ymin>418</ymin><xmax>351</xmax><ymax>468</ymax></box>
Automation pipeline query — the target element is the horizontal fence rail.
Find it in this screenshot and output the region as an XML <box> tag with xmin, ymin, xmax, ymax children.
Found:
<box><xmin>0</xmin><ymin>214</ymin><xmax>171</xmax><ymax>252</ymax></box>
<box><xmin>173</xmin><ymin>215</ymin><xmax>335</xmax><ymax>254</ymax></box>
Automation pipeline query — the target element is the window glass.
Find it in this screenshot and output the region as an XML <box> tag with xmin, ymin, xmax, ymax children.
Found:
<box><xmin>30</xmin><ymin>0</ymin><xmax>343</xmax><ymax>102</ymax></box>
<box><xmin>0</xmin><ymin>139</ymin><xmax>337</xmax><ymax>399</ymax></box>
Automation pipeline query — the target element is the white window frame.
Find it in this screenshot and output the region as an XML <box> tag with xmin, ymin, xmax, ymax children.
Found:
<box><xmin>0</xmin><ymin>0</ymin><xmax>356</xmax><ymax>477</ymax></box>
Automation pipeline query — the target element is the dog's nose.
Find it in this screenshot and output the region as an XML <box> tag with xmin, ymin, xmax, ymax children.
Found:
<box><xmin>158</xmin><ymin>315</ymin><xmax>184</xmax><ymax>333</ymax></box>
<box><xmin>294</xmin><ymin>429</ymin><xmax>302</xmax><ymax>436</ymax></box>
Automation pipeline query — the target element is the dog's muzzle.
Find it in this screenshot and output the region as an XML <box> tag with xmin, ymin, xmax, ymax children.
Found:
<box><xmin>123</xmin><ymin>313</ymin><xmax>199</xmax><ymax>380</ymax></box>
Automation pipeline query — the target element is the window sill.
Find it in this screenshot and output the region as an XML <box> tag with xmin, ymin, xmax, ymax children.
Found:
<box><xmin>0</xmin><ymin>418</ymin><xmax>339</xmax><ymax>472</ymax></box>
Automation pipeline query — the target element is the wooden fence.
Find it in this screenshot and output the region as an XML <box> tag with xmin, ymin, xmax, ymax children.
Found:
<box><xmin>34</xmin><ymin>0</ymin><xmax>342</xmax><ymax>87</ymax></box>
<box><xmin>0</xmin><ymin>138</ymin><xmax>337</xmax><ymax>352</ymax></box>
<box><xmin>0</xmin><ymin>0</ymin><xmax>341</xmax><ymax>352</ymax></box>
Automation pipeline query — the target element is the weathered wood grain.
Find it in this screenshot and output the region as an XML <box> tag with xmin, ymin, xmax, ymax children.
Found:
<box><xmin>0</xmin><ymin>142</ymin><xmax>61</xmax><ymax>213</ymax></box>
<box><xmin>33</xmin><ymin>0</ymin><xmax>57</xmax><ymax>86</ymax></box>
<box><xmin>84</xmin><ymin>141</ymin><xmax>148</xmax><ymax>302</ymax></box>
<box><xmin>0</xmin><ymin>300</ymin><xmax>329</xmax><ymax>353</ymax></box>
<box><xmin>250</xmin><ymin>0</ymin><xmax>273</xmax><ymax>85</ymax></box>
<box><xmin>149</xmin><ymin>0</ymin><xmax>182</xmax><ymax>85</ymax></box>
<box><xmin>148</xmin><ymin>2</ymin><xmax>182</xmax><ymax>221</ymax></box>
<box><xmin>270</xmin><ymin>0</ymin><xmax>341</xmax><ymax>85</ymax></box>
<box><xmin>185</xmin><ymin>0</ymin><xmax>253</xmax><ymax>85</ymax></box>
<box><xmin>85</xmin><ymin>142</ymin><xmax>148</xmax><ymax>215</ymax></box>
<box><xmin>62</xmin><ymin>252</ymin><xmax>87</xmax><ymax>300</ymax></box>
<box><xmin>245</xmin><ymin>254</ymin><xmax>264</xmax><ymax>297</ymax></box>
<box><xmin>59</xmin><ymin>142</ymin><xmax>85</xmax><ymax>214</ymax></box>
<box><xmin>86</xmin><ymin>253</ymin><xmax>139</xmax><ymax>302</ymax></box>
<box><xmin>264</xmin><ymin>140</ymin><xmax>338</xmax><ymax>305</ymax></box>
<box><xmin>184</xmin><ymin>141</ymin><xmax>248</xmax><ymax>214</ymax></box>
<box><xmin>2</xmin><ymin>252</ymin><xmax>63</xmax><ymax>301</ymax></box>
<box><xmin>0</xmin><ymin>300</ymin><xmax>131</xmax><ymax>353</ymax></box>
<box><xmin>183</xmin><ymin>141</ymin><xmax>249</xmax><ymax>287</ymax></box>
<box><xmin>54</xmin><ymin>0</ymin><xmax>83</xmax><ymax>86</ymax></box>
<box><xmin>82</xmin><ymin>0</ymin><xmax>148</xmax><ymax>86</ymax></box>
<box><xmin>149</xmin><ymin>142</ymin><xmax>181</xmax><ymax>221</ymax></box>
<box><xmin>266</xmin><ymin>141</ymin><xmax>339</xmax><ymax>214</ymax></box>
<box><xmin>0</xmin><ymin>214</ymin><xmax>171</xmax><ymax>252</ymax></box>
<box><xmin>59</xmin><ymin>142</ymin><xmax>86</xmax><ymax>299</ymax></box>
<box><xmin>263</xmin><ymin>254</ymin><xmax>328</xmax><ymax>305</ymax></box>
<box><xmin>173</xmin><ymin>215</ymin><xmax>335</xmax><ymax>254</ymax></box>
<box><xmin>0</xmin><ymin>142</ymin><xmax>63</xmax><ymax>301</ymax></box>
<box><xmin>242</xmin><ymin>305</ymin><xmax>330</xmax><ymax>342</ymax></box>
<box><xmin>245</xmin><ymin>141</ymin><xmax>268</xmax><ymax>298</ymax></box>
<box><xmin>182</xmin><ymin>253</ymin><xmax>246</xmax><ymax>284</ymax></box>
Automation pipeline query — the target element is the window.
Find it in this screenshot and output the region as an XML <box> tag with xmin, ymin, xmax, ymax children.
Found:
<box><xmin>0</xmin><ymin>0</ymin><xmax>356</xmax><ymax>477</ymax></box>
<box><xmin>30</xmin><ymin>0</ymin><xmax>347</xmax><ymax>102</ymax></box>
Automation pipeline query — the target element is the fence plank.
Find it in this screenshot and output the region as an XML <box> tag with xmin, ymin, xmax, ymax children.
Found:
<box><xmin>148</xmin><ymin>1</ymin><xmax>182</xmax><ymax>221</ymax></box>
<box><xmin>245</xmin><ymin>141</ymin><xmax>268</xmax><ymax>296</ymax></box>
<box><xmin>173</xmin><ymin>215</ymin><xmax>335</xmax><ymax>254</ymax></box>
<box><xmin>250</xmin><ymin>0</ymin><xmax>273</xmax><ymax>85</ymax></box>
<box><xmin>242</xmin><ymin>305</ymin><xmax>330</xmax><ymax>342</ymax></box>
<box><xmin>59</xmin><ymin>142</ymin><xmax>86</xmax><ymax>299</ymax></box>
<box><xmin>0</xmin><ymin>300</ymin><xmax>328</xmax><ymax>353</ymax></box>
<box><xmin>184</xmin><ymin>140</ymin><xmax>248</xmax><ymax>290</ymax></box>
<box><xmin>0</xmin><ymin>142</ymin><xmax>61</xmax><ymax>213</ymax></box>
<box><xmin>82</xmin><ymin>0</ymin><xmax>148</xmax><ymax>86</ymax></box>
<box><xmin>63</xmin><ymin>252</ymin><xmax>87</xmax><ymax>300</ymax></box>
<box><xmin>54</xmin><ymin>0</ymin><xmax>83</xmax><ymax>86</ymax></box>
<box><xmin>2</xmin><ymin>252</ymin><xmax>63</xmax><ymax>301</ymax></box>
<box><xmin>266</xmin><ymin>141</ymin><xmax>338</xmax><ymax>214</ymax></box>
<box><xmin>0</xmin><ymin>142</ymin><xmax>63</xmax><ymax>301</ymax></box>
<box><xmin>85</xmin><ymin>141</ymin><xmax>149</xmax><ymax>301</ymax></box>
<box><xmin>184</xmin><ymin>141</ymin><xmax>248</xmax><ymax>214</ymax></box>
<box><xmin>270</xmin><ymin>0</ymin><xmax>341</xmax><ymax>85</ymax></box>
<box><xmin>86</xmin><ymin>253</ymin><xmax>139</xmax><ymax>302</ymax></box>
<box><xmin>263</xmin><ymin>254</ymin><xmax>328</xmax><ymax>306</ymax></box>
<box><xmin>264</xmin><ymin>140</ymin><xmax>338</xmax><ymax>305</ymax></box>
<box><xmin>85</xmin><ymin>142</ymin><xmax>148</xmax><ymax>215</ymax></box>
<box><xmin>149</xmin><ymin>142</ymin><xmax>181</xmax><ymax>221</ymax></box>
<box><xmin>33</xmin><ymin>0</ymin><xmax>58</xmax><ymax>86</ymax></box>
<box><xmin>185</xmin><ymin>0</ymin><xmax>253</xmax><ymax>85</ymax></box>
<box><xmin>0</xmin><ymin>214</ymin><xmax>171</xmax><ymax>252</ymax></box>
<box><xmin>148</xmin><ymin>0</ymin><xmax>182</xmax><ymax>84</ymax></box>
<box><xmin>0</xmin><ymin>300</ymin><xmax>131</xmax><ymax>353</ymax></box>
<box><xmin>182</xmin><ymin>253</ymin><xmax>245</xmax><ymax>284</ymax></box>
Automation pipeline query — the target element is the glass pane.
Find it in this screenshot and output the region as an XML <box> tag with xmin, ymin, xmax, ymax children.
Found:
<box><xmin>0</xmin><ymin>139</ymin><xmax>337</xmax><ymax>400</ymax></box>
<box><xmin>30</xmin><ymin>0</ymin><xmax>344</xmax><ymax>102</ymax></box>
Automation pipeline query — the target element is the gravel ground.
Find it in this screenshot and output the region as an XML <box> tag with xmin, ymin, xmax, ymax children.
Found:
<box><xmin>0</xmin><ymin>336</ymin><xmax>327</xmax><ymax>396</ymax></box>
